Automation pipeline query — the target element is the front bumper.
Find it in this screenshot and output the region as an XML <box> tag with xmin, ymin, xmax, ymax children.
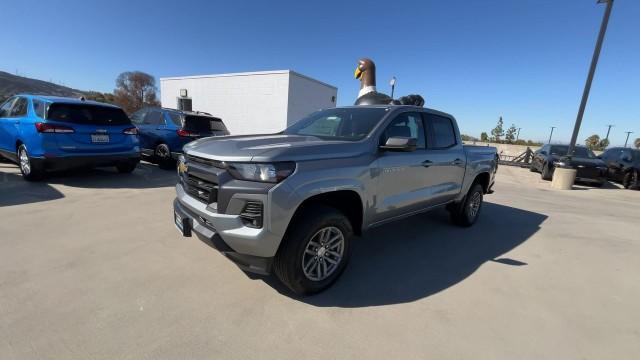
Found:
<box><xmin>173</xmin><ymin>183</ymin><xmax>283</xmax><ymax>274</ymax></box>
<box><xmin>31</xmin><ymin>153</ymin><xmax>140</xmax><ymax>171</ymax></box>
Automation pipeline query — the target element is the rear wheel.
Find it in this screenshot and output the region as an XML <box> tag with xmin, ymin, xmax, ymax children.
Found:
<box><xmin>273</xmin><ymin>205</ymin><xmax>353</xmax><ymax>295</ymax></box>
<box><xmin>449</xmin><ymin>183</ymin><xmax>484</xmax><ymax>227</ymax></box>
<box><xmin>17</xmin><ymin>145</ymin><xmax>44</xmax><ymax>181</ymax></box>
<box><xmin>155</xmin><ymin>143</ymin><xmax>174</xmax><ymax>170</ymax></box>
<box><xmin>541</xmin><ymin>162</ymin><xmax>553</xmax><ymax>181</ymax></box>
<box><xmin>623</xmin><ymin>170</ymin><xmax>639</xmax><ymax>189</ymax></box>
<box><xmin>116</xmin><ymin>160</ymin><xmax>139</xmax><ymax>174</ymax></box>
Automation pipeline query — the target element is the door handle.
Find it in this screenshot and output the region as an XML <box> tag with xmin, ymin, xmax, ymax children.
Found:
<box><xmin>421</xmin><ymin>160</ymin><xmax>433</xmax><ymax>168</ymax></box>
<box><xmin>451</xmin><ymin>159</ymin><xmax>464</xmax><ymax>166</ymax></box>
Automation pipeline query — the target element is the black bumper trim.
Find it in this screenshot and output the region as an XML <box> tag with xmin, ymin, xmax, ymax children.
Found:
<box><xmin>173</xmin><ymin>198</ymin><xmax>273</xmax><ymax>275</ymax></box>
<box><xmin>31</xmin><ymin>154</ymin><xmax>140</xmax><ymax>171</ymax></box>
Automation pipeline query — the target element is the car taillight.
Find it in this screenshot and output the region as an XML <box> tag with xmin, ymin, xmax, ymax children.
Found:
<box><xmin>123</xmin><ymin>127</ymin><xmax>138</xmax><ymax>135</ymax></box>
<box><xmin>177</xmin><ymin>129</ymin><xmax>199</xmax><ymax>137</ymax></box>
<box><xmin>35</xmin><ymin>122</ymin><xmax>75</xmax><ymax>133</ymax></box>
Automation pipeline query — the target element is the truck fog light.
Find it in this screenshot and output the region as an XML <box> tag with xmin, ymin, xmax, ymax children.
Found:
<box><xmin>240</xmin><ymin>201</ymin><xmax>263</xmax><ymax>228</ymax></box>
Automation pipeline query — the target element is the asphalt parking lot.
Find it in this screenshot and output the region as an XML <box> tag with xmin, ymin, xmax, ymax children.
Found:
<box><xmin>1</xmin><ymin>161</ymin><xmax>639</xmax><ymax>359</ymax></box>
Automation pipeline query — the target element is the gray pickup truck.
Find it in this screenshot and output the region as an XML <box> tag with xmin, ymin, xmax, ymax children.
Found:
<box><xmin>173</xmin><ymin>105</ymin><xmax>497</xmax><ymax>294</ymax></box>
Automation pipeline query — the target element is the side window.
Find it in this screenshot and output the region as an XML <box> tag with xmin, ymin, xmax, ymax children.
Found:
<box><xmin>426</xmin><ymin>114</ymin><xmax>456</xmax><ymax>149</ymax></box>
<box><xmin>383</xmin><ymin>112</ymin><xmax>426</xmax><ymax>149</ymax></box>
<box><xmin>130</xmin><ymin>109</ymin><xmax>147</xmax><ymax>125</ymax></box>
<box><xmin>143</xmin><ymin>110</ymin><xmax>164</xmax><ymax>126</ymax></box>
<box><xmin>9</xmin><ymin>97</ymin><xmax>28</xmax><ymax>117</ymax></box>
<box><xmin>0</xmin><ymin>98</ymin><xmax>16</xmax><ymax>118</ymax></box>
<box><xmin>32</xmin><ymin>99</ymin><xmax>47</xmax><ymax>118</ymax></box>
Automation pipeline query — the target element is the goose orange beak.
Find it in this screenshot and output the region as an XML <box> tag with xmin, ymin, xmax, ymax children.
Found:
<box><xmin>354</xmin><ymin>67</ymin><xmax>362</xmax><ymax>79</ymax></box>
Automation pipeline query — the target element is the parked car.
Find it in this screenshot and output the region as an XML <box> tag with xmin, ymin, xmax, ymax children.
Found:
<box><xmin>172</xmin><ymin>105</ymin><xmax>498</xmax><ymax>294</ymax></box>
<box><xmin>0</xmin><ymin>95</ymin><xmax>140</xmax><ymax>181</ymax></box>
<box><xmin>529</xmin><ymin>144</ymin><xmax>607</xmax><ymax>186</ymax></box>
<box><xmin>600</xmin><ymin>147</ymin><xmax>640</xmax><ymax>189</ymax></box>
<box><xmin>130</xmin><ymin>108</ymin><xmax>229</xmax><ymax>169</ymax></box>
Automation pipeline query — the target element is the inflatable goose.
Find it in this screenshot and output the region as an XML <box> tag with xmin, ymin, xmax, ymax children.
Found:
<box><xmin>354</xmin><ymin>58</ymin><xmax>425</xmax><ymax>107</ymax></box>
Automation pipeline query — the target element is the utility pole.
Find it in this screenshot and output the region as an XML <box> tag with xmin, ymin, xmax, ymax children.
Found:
<box><xmin>548</xmin><ymin>127</ymin><xmax>556</xmax><ymax>144</ymax></box>
<box><xmin>567</xmin><ymin>0</ymin><xmax>614</xmax><ymax>159</ymax></box>
<box><xmin>389</xmin><ymin>77</ymin><xmax>396</xmax><ymax>99</ymax></box>
<box><xmin>624</xmin><ymin>131</ymin><xmax>633</xmax><ymax>147</ymax></box>
<box><xmin>605</xmin><ymin>124</ymin><xmax>614</xmax><ymax>142</ymax></box>
<box><xmin>516</xmin><ymin>128</ymin><xmax>522</xmax><ymax>141</ymax></box>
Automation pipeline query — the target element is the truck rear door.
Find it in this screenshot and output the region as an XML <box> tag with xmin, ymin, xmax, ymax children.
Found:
<box><xmin>421</xmin><ymin>113</ymin><xmax>465</xmax><ymax>202</ymax></box>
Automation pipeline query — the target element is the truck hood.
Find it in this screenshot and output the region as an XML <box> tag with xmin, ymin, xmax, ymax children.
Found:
<box><xmin>184</xmin><ymin>134</ymin><xmax>367</xmax><ymax>162</ymax></box>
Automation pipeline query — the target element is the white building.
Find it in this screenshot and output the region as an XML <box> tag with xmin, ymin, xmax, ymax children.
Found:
<box><xmin>160</xmin><ymin>70</ymin><xmax>337</xmax><ymax>135</ymax></box>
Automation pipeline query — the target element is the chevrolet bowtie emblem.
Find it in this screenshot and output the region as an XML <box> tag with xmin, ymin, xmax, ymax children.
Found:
<box><xmin>178</xmin><ymin>162</ymin><xmax>188</xmax><ymax>174</ymax></box>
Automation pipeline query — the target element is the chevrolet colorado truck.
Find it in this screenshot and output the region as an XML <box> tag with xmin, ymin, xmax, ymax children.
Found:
<box><xmin>173</xmin><ymin>105</ymin><xmax>497</xmax><ymax>294</ymax></box>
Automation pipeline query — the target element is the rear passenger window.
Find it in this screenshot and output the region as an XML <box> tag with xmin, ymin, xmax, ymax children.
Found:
<box><xmin>10</xmin><ymin>98</ymin><xmax>28</xmax><ymax>117</ymax></box>
<box><xmin>383</xmin><ymin>112</ymin><xmax>426</xmax><ymax>149</ymax></box>
<box><xmin>32</xmin><ymin>100</ymin><xmax>46</xmax><ymax>118</ymax></box>
<box><xmin>427</xmin><ymin>114</ymin><xmax>456</xmax><ymax>148</ymax></box>
<box><xmin>130</xmin><ymin>109</ymin><xmax>147</xmax><ymax>125</ymax></box>
<box><xmin>144</xmin><ymin>111</ymin><xmax>164</xmax><ymax>125</ymax></box>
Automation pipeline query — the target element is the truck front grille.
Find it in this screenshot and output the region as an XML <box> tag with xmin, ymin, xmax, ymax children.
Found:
<box><xmin>186</xmin><ymin>154</ymin><xmax>226</xmax><ymax>168</ymax></box>
<box><xmin>184</xmin><ymin>173</ymin><xmax>218</xmax><ymax>203</ymax></box>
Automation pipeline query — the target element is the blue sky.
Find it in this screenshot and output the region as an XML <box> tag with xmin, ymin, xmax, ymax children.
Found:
<box><xmin>1</xmin><ymin>0</ymin><xmax>638</xmax><ymax>145</ymax></box>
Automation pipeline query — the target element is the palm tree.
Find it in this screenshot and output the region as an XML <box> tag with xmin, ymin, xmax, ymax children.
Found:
<box><xmin>634</xmin><ymin>137</ymin><xmax>640</xmax><ymax>149</ymax></box>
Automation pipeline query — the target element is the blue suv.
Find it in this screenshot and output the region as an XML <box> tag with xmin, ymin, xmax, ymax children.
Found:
<box><xmin>130</xmin><ymin>107</ymin><xmax>229</xmax><ymax>169</ymax></box>
<box><xmin>0</xmin><ymin>95</ymin><xmax>140</xmax><ymax>181</ymax></box>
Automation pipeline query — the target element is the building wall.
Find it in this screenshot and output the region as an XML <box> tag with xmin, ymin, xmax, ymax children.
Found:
<box><xmin>286</xmin><ymin>72</ymin><xmax>337</xmax><ymax>127</ymax></box>
<box><xmin>161</xmin><ymin>71</ymin><xmax>290</xmax><ymax>135</ymax></box>
<box><xmin>160</xmin><ymin>70</ymin><xmax>337</xmax><ymax>136</ymax></box>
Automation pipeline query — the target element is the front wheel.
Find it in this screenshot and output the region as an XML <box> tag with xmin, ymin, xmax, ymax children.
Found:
<box><xmin>541</xmin><ymin>162</ymin><xmax>553</xmax><ymax>181</ymax></box>
<box><xmin>623</xmin><ymin>170</ymin><xmax>639</xmax><ymax>189</ymax></box>
<box><xmin>273</xmin><ymin>205</ymin><xmax>353</xmax><ymax>295</ymax></box>
<box><xmin>449</xmin><ymin>183</ymin><xmax>484</xmax><ymax>227</ymax></box>
<box><xmin>17</xmin><ymin>145</ymin><xmax>44</xmax><ymax>181</ymax></box>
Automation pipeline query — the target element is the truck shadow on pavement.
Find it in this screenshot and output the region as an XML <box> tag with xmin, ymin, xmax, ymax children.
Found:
<box><xmin>0</xmin><ymin>162</ymin><xmax>177</xmax><ymax>207</ymax></box>
<box><xmin>266</xmin><ymin>202</ymin><xmax>547</xmax><ymax>307</ymax></box>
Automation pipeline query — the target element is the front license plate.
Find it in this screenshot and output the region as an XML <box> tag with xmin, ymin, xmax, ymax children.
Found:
<box><xmin>91</xmin><ymin>134</ymin><xmax>110</xmax><ymax>143</ymax></box>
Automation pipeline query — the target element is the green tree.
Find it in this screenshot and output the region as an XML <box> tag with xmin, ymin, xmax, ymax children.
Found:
<box><xmin>598</xmin><ymin>138</ymin><xmax>610</xmax><ymax>150</ymax></box>
<box><xmin>505</xmin><ymin>124</ymin><xmax>517</xmax><ymax>144</ymax></box>
<box><xmin>480</xmin><ymin>132</ymin><xmax>489</xmax><ymax>142</ymax></box>
<box><xmin>491</xmin><ymin>116</ymin><xmax>504</xmax><ymax>143</ymax></box>
<box><xmin>585</xmin><ymin>134</ymin><xmax>601</xmax><ymax>150</ymax></box>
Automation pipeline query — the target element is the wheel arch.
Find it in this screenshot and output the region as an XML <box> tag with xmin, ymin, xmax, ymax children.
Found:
<box><xmin>288</xmin><ymin>190</ymin><xmax>364</xmax><ymax>236</ymax></box>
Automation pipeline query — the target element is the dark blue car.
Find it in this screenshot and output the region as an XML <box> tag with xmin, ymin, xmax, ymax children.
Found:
<box><xmin>0</xmin><ymin>95</ymin><xmax>140</xmax><ymax>181</ymax></box>
<box><xmin>130</xmin><ymin>107</ymin><xmax>228</xmax><ymax>168</ymax></box>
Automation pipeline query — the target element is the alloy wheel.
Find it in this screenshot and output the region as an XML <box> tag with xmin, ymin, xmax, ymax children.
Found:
<box><xmin>301</xmin><ymin>226</ymin><xmax>345</xmax><ymax>282</ymax></box>
<box><xmin>468</xmin><ymin>191</ymin><xmax>482</xmax><ymax>219</ymax></box>
<box><xmin>19</xmin><ymin>147</ymin><xmax>30</xmax><ymax>175</ymax></box>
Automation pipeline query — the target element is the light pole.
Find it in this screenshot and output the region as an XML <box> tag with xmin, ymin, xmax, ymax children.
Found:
<box><xmin>624</xmin><ymin>131</ymin><xmax>633</xmax><ymax>147</ymax></box>
<box><xmin>389</xmin><ymin>77</ymin><xmax>397</xmax><ymax>99</ymax></box>
<box><xmin>605</xmin><ymin>124</ymin><xmax>614</xmax><ymax>142</ymax></box>
<box><xmin>516</xmin><ymin>128</ymin><xmax>522</xmax><ymax>141</ymax></box>
<box><xmin>566</xmin><ymin>0</ymin><xmax>614</xmax><ymax>159</ymax></box>
<box><xmin>548</xmin><ymin>126</ymin><xmax>556</xmax><ymax>144</ymax></box>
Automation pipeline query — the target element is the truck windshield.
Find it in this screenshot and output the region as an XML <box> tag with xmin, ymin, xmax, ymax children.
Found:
<box><xmin>283</xmin><ymin>108</ymin><xmax>388</xmax><ymax>141</ymax></box>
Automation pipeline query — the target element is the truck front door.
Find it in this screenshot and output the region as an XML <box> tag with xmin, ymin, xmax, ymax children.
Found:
<box><xmin>373</xmin><ymin>112</ymin><xmax>442</xmax><ymax>224</ymax></box>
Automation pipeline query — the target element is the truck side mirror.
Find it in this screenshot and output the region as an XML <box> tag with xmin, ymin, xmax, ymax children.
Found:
<box><xmin>380</xmin><ymin>137</ymin><xmax>417</xmax><ymax>152</ymax></box>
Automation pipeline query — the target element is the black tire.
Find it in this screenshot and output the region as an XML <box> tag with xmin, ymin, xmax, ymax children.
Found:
<box><xmin>541</xmin><ymin>162</ymin><xmax>553</xmax><ymax>181</ymax></box>
<box><xmin>116</xmin><ymin>160</ymin><xmax>139</xmax><ymax>174</ymax></box>
<box><xmin>273</xmin><ymin>205</ymin><xmax>353</xmax><ymax>295</ymax></box>
<box><xmin>623</xmin><ymin>170</ymin><xmax>638</xmax><ymax>189</ymax></box>
<box><xmin>529</xmin><ymin>163</ymin><xmax>536</xmax><ymax>172</ymax></box>
<box><xmin>449</xmin><ymin>183</ymin><xmax>484</xmax><ymax>227</ymax></box>
<box><xmin>17</xmin><ymin>144</ymin><xmax>45</xmax><ymax>181</ymax></box>
<box><xmin>155</xmin><ymin>143</ymin><xmax>174</xmax><ymax>170</ymax></box>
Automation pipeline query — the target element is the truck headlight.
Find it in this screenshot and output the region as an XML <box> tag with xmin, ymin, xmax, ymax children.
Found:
<box><xmin>227</xmin><ymin>162</ymin><xmax>296</xmax><ymax>183</ymax></box>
